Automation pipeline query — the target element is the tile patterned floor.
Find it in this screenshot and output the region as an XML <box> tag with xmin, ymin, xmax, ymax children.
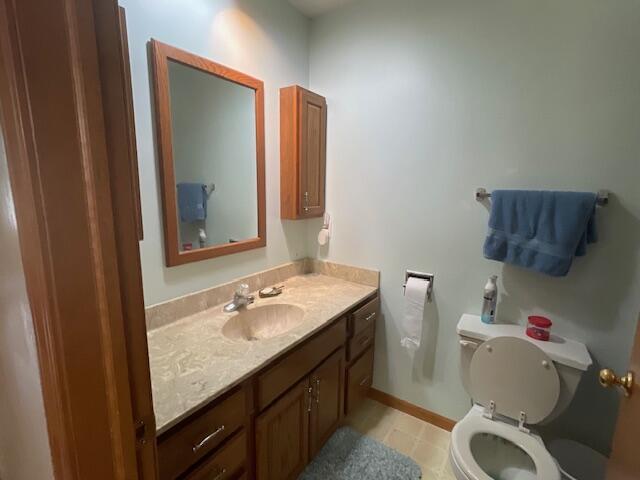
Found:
<box><xmin>345</xmin><ymin>399</ymin><xmax>456</xmax><ymax>480</ymax></box>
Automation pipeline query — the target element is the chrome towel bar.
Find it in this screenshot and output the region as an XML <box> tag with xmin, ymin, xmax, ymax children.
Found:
<box><xmin>475</xmin><ymin>187</ymin><xmax>609</xmax><ymax>206</ymax></box>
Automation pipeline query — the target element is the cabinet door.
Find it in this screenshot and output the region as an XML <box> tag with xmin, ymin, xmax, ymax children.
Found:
<box><xmin>309</xmin><ymin>348</ymin><xmax>345</xmax><ymax>457</ymax></box>
<box><xmin>255</xmin><ymin>378</ymin><xmax>311</xmax><ymax>480</ymax></box>
<box><xmin>298</xmin><ymin>88</ymin><xmax>326</xmax><ymax>218</ymax></box>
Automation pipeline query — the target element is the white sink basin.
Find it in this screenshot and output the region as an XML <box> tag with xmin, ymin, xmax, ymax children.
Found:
<box><xmin>221</xmin><ymin>304</ymin><xmax>305</xmax><ymax>341</ymax></box>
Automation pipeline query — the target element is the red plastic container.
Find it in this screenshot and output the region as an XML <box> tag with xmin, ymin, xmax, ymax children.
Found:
<box><xmin>526</xmin><ymin>316</ymin><xmax>552</xmax><ymax>341</ymax></box>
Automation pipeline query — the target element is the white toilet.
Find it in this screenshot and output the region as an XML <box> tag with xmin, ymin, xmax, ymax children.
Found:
<box><xmin>449</xmin><ymin>314</ymin><xmax>592</xmax><ymax>480</ymax></box>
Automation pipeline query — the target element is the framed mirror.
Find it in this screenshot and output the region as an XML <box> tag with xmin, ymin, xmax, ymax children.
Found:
<box><xmin>150</xmin><ymin>39</ymin><xmax>265</xmax><ymax>267</ymax></box>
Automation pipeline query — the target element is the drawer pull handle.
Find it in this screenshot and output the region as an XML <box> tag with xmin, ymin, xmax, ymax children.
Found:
<box><xmin>358</xmin><ymin>336</ymin><xmax>371</xmax><ymax>346</ymax></box>
<box><xmin>359</xmin><ymin>376</ymin><xmax>371</xmax><ymax>386</ymax></box>
<box><xmin>365</xmin><ymin>312</ymin><xmax>376</xmax><ymax>322</ymax></box>
<box><xmin>316</xmin><ymin>378</ymin><xmax>321</xmax><ymax>404</ymax></box>
<box><xmin>212</xmin><ymin>467</ymin><xmax>227</xmax><ymax>480</ymax></box>
<box><xmin>192</xmin><ymin>425</ymin><xmax>225</xmax><ymax>453</ymax></box>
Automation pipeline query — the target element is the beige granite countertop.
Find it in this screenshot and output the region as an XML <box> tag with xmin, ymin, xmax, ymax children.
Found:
<box><xmin>148</xmin><ymin>273</ymin><xmax>377</xmax><ymax>434</ymax></box>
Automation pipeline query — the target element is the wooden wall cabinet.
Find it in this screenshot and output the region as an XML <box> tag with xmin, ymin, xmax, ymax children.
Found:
<box><xmin>157</xmin><ymin>295</ymin><xmax>378</xmax><ymax>480</ymax></box>
<box><xmin>280</xmin><ymin>86</ymin><xmax>327</xmax><ymax>219</ymax></box>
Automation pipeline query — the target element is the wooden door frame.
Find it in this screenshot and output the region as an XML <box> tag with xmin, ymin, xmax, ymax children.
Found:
<box><xmin>0</xmin><ymin>0</ymin><xmax>156</xmax><ymax>478</ymax></box>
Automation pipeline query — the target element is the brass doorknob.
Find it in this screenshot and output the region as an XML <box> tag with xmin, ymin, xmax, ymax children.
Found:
<box><xmin>599</xmin><ymin>368</ymin><xmax>634</xmax><ymax>397</ymax></box>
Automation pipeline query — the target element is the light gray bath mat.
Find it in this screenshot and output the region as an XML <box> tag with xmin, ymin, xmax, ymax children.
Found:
<box><xmin>299</xmin><ymin>426</ymin><xmax>422</xmax><ymax>480</ymax></box>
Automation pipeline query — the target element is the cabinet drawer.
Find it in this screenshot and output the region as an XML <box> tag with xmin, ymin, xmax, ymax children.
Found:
<box><xmin>158</xmin><ymin>387</ymin><xmax>247</xmax><ymax>480</ymax></box>
<box><xmin>258</xmin><ymin>317</ymin><xmax>347</xmax><ymax>410</ymax></box>
<box><xmin>184</xmin><ymin>431</ymin><xmax>246</xmax><ymax>480</ymax></box>
<box><xmin>346</xmin><ymin>346</ymin><xmax>374</xmax><ymax>415</ymax></box>
<box><xmin>351</xmin><ymin>296</ymin><xmax>378</xmax><ymax>336</ymax></box>
<box><xmin>348</xmin><ymin>323</ymin><xmax>375</xmax><ymax>362</ymax></box>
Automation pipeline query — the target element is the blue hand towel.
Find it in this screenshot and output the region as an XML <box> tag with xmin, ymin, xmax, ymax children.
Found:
<box><xmin>176</xmin><ymin>183</ymin><xmax>207</xmax><ymax>222</ymax></box>
<box><xmin>483</xmin><ymin>190</ymin><xmax>597</xmax><ymax>276</ymax></box>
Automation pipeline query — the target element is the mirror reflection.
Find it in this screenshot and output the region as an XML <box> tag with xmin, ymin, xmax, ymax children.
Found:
<box><xmin>168</xmin><ymin>60</ymin><xmax>258</xmax><ymax>252</ymax></box>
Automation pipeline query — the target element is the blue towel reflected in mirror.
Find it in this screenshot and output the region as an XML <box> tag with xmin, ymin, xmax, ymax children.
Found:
<box><xmin>177</xmin><ymin>182</ymin><xmax>207</xmax><ymax>223</ymax></box>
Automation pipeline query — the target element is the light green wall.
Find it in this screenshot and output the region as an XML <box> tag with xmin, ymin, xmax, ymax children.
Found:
<box><xmin>308</xmin><ymin>0</ymin><xmax>640</xmax><ymax>454</ymax></box>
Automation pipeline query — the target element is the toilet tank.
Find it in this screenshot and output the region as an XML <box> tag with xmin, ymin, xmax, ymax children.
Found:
<box><xmin>457</xmin><ymin>314</ymin><xmax>592</xmax><ymax>421</ymax></box>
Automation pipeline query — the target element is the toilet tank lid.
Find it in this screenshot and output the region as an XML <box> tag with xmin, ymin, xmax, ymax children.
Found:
<box><xmin>457</xmin><ymin>314</ymin><xmax>592</xmax><ymax>371</ymax></box>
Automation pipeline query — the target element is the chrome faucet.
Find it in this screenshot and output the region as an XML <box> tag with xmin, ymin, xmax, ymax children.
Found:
<box><xmin>223</xmin><ymin>283</ymin><xmax>255</xmax><ymax>313</ymax></box>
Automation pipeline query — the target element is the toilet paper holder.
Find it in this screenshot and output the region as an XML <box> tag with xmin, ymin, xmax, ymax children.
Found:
<box><xmin>403</xmin><ymin>270</ymin><xmax>434</xmax><ymax>302</ymax></box>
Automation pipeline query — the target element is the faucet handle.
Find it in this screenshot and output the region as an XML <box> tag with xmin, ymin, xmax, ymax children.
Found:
<box><xmin>236</xmin><ymin>283</ymin><xmax>250</xmax><ymax>297</ymax></box>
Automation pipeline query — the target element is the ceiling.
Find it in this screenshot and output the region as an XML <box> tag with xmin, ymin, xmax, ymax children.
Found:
<box><xmin>287</xmin><ymin>0</ymin><xmax>358</xmax><ymax>18</ymax></box>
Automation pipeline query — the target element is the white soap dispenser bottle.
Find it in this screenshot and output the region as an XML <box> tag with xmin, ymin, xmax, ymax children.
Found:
<box><xmin>198</xmin><ymin>228</ymin><xmax>207</xmax><ymax>249</ymax></box>
<box><xmin>481</xmin><ymin>275</ymin><xmax>498</xmax><ymax>324</ymax></box>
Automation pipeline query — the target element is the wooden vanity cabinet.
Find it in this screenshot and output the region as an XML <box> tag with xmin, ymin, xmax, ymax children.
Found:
<box><xmin>280</xmin><ymin>85</ymin><xmax>327</xmax><ymax>219</ymax></box>
<box><xmin>157</xmin><ymin>294</ymin><xmax>378</xmax><ymax>480</ymax></box>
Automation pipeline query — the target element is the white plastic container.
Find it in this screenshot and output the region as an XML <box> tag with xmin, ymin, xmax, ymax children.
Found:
<box><xmin>481</xmin><ymin>275</ymin><xmax>498</xmax><ymax>324</ymax></box>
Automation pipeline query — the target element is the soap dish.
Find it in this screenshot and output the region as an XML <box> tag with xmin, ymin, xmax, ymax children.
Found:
<box><xmin>259</xmin><ymin>285</ymin><xmax>284</xmax><ymax>298</ymax></box>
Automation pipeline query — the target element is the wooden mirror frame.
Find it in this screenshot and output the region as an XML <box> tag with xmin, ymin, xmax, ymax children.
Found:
<box><xmin>150</xmin><ymin>39</ymin><xmax>266</xmax><ymax>267</ymax></box>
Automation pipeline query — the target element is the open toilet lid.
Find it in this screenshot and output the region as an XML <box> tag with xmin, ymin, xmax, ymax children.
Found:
<box><xmin>470</xmin><ymin>336</ymin><xmax>560</xmax><ymax>424</ymax></box>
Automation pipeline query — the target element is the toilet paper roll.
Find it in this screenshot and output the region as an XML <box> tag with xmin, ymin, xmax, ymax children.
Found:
<box><xmin>400</xmin><ymin>277</ymin><xmax>430</xmax><ymax>357</ymax></box>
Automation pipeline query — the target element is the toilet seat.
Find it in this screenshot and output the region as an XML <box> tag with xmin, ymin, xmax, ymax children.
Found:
<box><xmin>450</xmin><ymin>407</ymin><xmax>560</xmax><ymax>480</ymax></box>
<box><xmin>469</xmin><ymin>336</ymin><xmax>560</xmax><ymax>426</ymax></box>
<box><xmin>450</xmin><ymin>337</ymin><xmax>563</xmax><ymax>480</ymax></box>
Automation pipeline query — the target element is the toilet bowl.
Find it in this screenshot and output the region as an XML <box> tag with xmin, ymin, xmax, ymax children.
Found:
<box><xmin>450</xmin><ymin>407</ymin><xmax>560</xmax><ymax>480</ymax></box>
<box><xmin>451</xmin><ymin>315</ymin><xmax>593</xmax><ymax>480</ymax></box>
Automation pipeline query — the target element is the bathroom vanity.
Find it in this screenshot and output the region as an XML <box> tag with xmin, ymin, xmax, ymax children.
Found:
<box><xmin>147</xmin><ymin>267</ymin><xmax>379</xmax><ymax>480</ymax></box>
